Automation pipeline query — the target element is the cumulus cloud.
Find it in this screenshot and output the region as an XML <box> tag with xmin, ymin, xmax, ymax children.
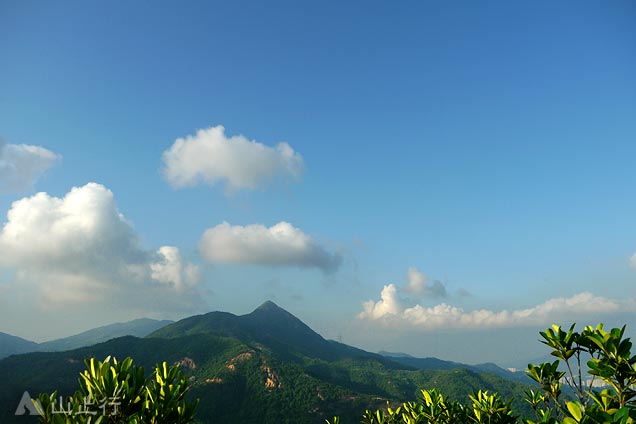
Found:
<box><xmin>162</xmin><ymin>125</ymin><xmax>304</xmax><ymax>190</ymax></box>
<box><xmin>0</xmin><ymin>183</ymin><xmax>143</xmax><ymax>274</ymax></box>
<box><xmin>0</xmin><ymin>183</ymin><xmax>201</xmax><ymax>310</ymax></box>
<box><xmin>0</xmin><ymin>142</ymin><xmax>60</xmax><ymax>193</ymax></box>
<box><xmin>358</xmin><ymin>286</ymin><xmax>634</xmax><ymax>330</ymax></box>
<box><xmin>198</xmin><ymin>221</ymin><xmax>342</xmax><ymax>273</ymax></box>
<box><xmin>150</xmin><ymin>246</ymin><xmax>201</xmax><ymax>292</ymax></box>
<box><xmin>404</xmin><ymin>267</ymin><xmax>446</xmax><ymax>298</ymax></box>
<box><xmin>359</xmin><ymin>284</ymin><xmax>403</xmax><ymax>320</ymax></box>
<box><xmin>629</xmin><ymin>252</ymin><xmax>636</xmax><ymax>269</ymax></box>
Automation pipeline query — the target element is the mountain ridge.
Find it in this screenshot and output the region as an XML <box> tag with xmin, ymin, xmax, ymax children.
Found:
<box><xmin>0</xmin><ymin>301</ymin><xmax>534</xmax><ymax>423</ymax></box>
<box><xmin>0</xmin><ymin>332</ymin><xmax>39</xmax><ymax>359</ymax></box>
<box><xmin>39</xmin><ymin>318</ymin><xmax>174</xmax><ymax>352</ymax></box>
<box><xmin>378</xmin><ymin>352</ymin><xmax>529</xmax><ymax>383</ymax></box>
<box><xmin>0</xmin><ymin>318</ymin><xmax>173</xmax><ymax>359</ymax></box>
<box><xmin>148</xmin><ymin>300</ymin><xmax>389</xmax><ymax>364</ymax></box>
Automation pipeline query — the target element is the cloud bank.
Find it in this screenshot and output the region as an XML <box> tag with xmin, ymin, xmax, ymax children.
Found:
<box><xmin>162</xmin><ymin>125</ymin><xmax>303</xmax><ymax>190</ymax></box>
<box><xmin>198</xmin><ymin>221</ymin><xmax>341</xmax><ymax>273</ymax></box>
<box><xmin>359</xmin><ymin>284</ymin><xmax>634</xmax><ymax>330</ymax></box>
<box><xmin>0</xmin><ymin>183</ymin><xmax>201</xmax><ymax>311</ymax></box>
<box><xmin>0</xmin><ymin>142</ymin><xmax>60</xmax><ymax>193</ymax></box>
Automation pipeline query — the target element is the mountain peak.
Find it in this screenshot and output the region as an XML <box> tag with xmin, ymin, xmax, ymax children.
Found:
<box><xmin>254</xmin><ymin>300</ymin><xmax>284</xmax><ymax>312</ymax></box>
<box><xmin>149</xmin><ymin>301</ymin><xmax>384</xmax><ymax>363</ymax></box>
<box><xmin>249</xmin><ymin>300</ymin><xmax>300</xmax><ymax>323</ymax></box>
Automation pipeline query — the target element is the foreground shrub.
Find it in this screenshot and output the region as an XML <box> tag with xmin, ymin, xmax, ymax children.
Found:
<box><xmin>33</xmin><ymin>356</ymin><xmax>198</xmax><ymax>424</ymax></box>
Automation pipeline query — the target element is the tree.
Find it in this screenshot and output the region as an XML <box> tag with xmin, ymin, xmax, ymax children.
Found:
<box><xmin>525</xmin><ymin>324</ymin><xmax>636</xmax><ymax>424</ymax></box>
<box><xmin>32</xmin><ymin>356</ymin><xmax>198</xmax><ymax>424</ymax></box>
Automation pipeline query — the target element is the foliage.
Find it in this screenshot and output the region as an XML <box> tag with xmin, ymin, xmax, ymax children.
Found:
<box><xmin>326</xmin><ymin>388</ymin><xmax>514</xmax><ymax>424</ymax></box>
<box><xmin>33</xmin><ymin>356</ymin><xmax>198</xmax><ymax>424</ymax></box>
<box><xmin>330</xmin><ymin>323</ymin><xmax>636</xmax><ymax>424</ymax></box>
<box><xmin>525</xmin><ymin>324</ymin><xmax>636</xmax><ymax>424</ymax></box>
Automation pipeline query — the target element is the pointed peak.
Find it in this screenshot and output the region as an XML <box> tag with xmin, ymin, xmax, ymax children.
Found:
<box><xmin>248</xmin><ymin>301</ymin><xmax>301</xmax><ymax>322</ymax></box>
<box><xmin>254</xmin><ymin>300</ymin><xmax>284</xmax><ymax>312</ymax></box>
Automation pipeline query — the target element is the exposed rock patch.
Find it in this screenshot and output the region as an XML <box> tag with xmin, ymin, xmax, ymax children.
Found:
<box><xmin>226</xmin><ymin>350</ymin><xmax>255</xmax><ymax>371</ymax></box>
<box><xmin>263</xmin><ymin>365</ymin><xmax>281</xmax><ymax>388</ymax></box>
<box><xmin>174</xmin><ymin>357</ymin><xmax>196</xmax><ymax>370</ymax></box>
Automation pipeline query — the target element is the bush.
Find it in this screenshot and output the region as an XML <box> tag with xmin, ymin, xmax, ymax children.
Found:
<box><xmin>32</xmin><ymin>356</ymin><xmax>198</xmax><ymax>424</ymax></box>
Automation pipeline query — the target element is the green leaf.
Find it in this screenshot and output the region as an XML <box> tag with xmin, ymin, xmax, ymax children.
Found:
<box><xmin>566</xmin><ymin>401</ymin><xmax>584</xmax><ymax>422</ymax></box>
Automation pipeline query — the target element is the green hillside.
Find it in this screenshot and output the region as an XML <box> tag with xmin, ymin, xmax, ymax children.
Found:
<box><xmin>149</xmin><ymin>301</ymin><xmax>386</xmax><ymax>364</ymax></box>
<box><xmin>0</xmin><ymin>302</ymin><xmax>533</xmax><ymax>423</ymax></box>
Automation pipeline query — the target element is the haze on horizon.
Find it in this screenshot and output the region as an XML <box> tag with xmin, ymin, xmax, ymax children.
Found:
<box><xmin>1</xmin><ymin>0</ymin><xmax>635</xmax><ymax>364</ymax></box>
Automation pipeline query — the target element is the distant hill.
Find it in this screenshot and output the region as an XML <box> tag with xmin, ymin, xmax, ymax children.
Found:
<box><xmin>0</xmin><ymin>332</ymin><xmax>38</xmax><ymax>359</ymax></box>
<box><xmin>39</xmin><ymin>318</ymin><xmax>173</xmax><ymax>352</ymax></box>
<box><xmin>0</xmin><ymin>318</ymin><xmax>173</xmax><ymax>360</ymax></box>
<box><xmin>503</xmin><ymin>353</ymin><xmax>561</xmax><ymax>370</ymax></box>
<box><xmin>0</xmin><ymin>301</ymin><xmax>534</xmax><ymax>424</ymax></box>
<box><xmin>379</xmin><ymin>352</ymin><xmax>465</xmax><ymax>370</ymax></box>
<box><xmin>472</xmin><ymin>362</ymin><xmax>529</xmax><ymax>383</ymax></box>
<box><xmin>379</xmin><ymin>352</ymin><xmax>530</xmax><ymax>384</ymax></box>
<box><xmin>377</xmin><ymin>351</ymin><xmax>414</xmax><ymax>358</ymax></box>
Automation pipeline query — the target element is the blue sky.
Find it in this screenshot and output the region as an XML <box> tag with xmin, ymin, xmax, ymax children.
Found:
<box><xmin>1</xmin><ymin>0</ymin><xmax>635</xmax><ymax>364</ymax></box>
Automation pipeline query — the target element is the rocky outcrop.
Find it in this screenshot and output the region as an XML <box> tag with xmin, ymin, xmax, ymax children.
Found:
<box><xmin>174</xmin><ymin>357</ymin><xmax>196</xmax><ymax>370</ymax></box>
<box><xmin>263</xmin><ymin>365</ymin><xmax>281</xmax><ymax>388</ymax></box>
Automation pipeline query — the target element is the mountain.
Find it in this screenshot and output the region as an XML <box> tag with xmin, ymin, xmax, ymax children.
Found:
<box><xmin>0</xmin><ymin>332</ymin><xmax>38</xmax><ymax>360</ymax></box>
<box><xmin>503</xmin><ymin>353</ymin><xmax>561</xmax><ymax>370</ymax></box>
<box><xmin>38</xmin><ymin>318</ymin><xmax>173</xmax><ymax>352</ymax></box>
<box><xmin>0</xmin><ymin>301</ymin><xmax>533</xmax><ymax>423</ymax></box>
<box><xmin>379</xmin><ymin>352</ymin><xmax>465</xmax><ymax>370</ymax></box>
<box><xmin>377</xmin><ymin>351</ymin><xmax>414</xmax><ymax>358</ymax></box>
<box><xmin>472</xmin><ymin>362</ymin><xmax>529</xmax><ymax>383</ymax></box>
<box><xmin>379</xmin><ymin>352</ymin><xmax>530</xmax><ymax>384</ymax></box>
<box><xmin>0</xmin><ymin>318</ymin><xmax>173</xmax><ymax>359</ymax></box>
<box><xmin>150</xmin><ymin>301</ymin><xmax>389</xmax><ymax>364</ymax></box>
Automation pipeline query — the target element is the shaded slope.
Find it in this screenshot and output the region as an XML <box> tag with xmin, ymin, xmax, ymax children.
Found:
<box><xmin>0</xmin><ymin>332</ymin><xmax>38</xmax><ymax>359</ymax></box>
<box><xmin>38</xmin><ymin>318</ymin><xmax>173</xmax><ymax>352</ymax></box>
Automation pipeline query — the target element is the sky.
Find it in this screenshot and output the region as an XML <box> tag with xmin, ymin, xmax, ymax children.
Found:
<box><xmin>0</xmin><ymin>0</ymin><xmax>635</xmax><ymax>365</ymax></box>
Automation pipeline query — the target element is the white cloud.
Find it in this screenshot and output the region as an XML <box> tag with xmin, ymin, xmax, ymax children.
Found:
<box><xmin>0</xmin><ymin>183</ymin><xmax>142</xmax><ymax>273</ymax></box>
<box><xmin>629</xmin><ymin>252</ymin><xmax>636</xmax><ymax>269</ymax></box>
<box><xmin>151</xmin><ymin>246</ymin><xmax>201</xmax><ymax>292</ymax></box>
<box><xmin>162</xmin><ymin>125</ymin><xmax>304</xmax><ymax>190</ymax></box>
<box><xmin>358</xmin><ymin>288</ymin><xmax>634</xmax><ymax>330</ymax></box>
<box><xmin>0</xmin><ymin>142</ymin><xmax>60</xmax><ymax>193</ymax></box>
<box><xmin>360</xmin><ymin>284</ymin><xmax>403</xmax><ymax>320</ymax></box>
<box><xmin>405</xmin><ymin>267</ymin><xmax>446</xmax><ymax>298</ymax></box>
<box><xmin>0</xmin><ymin>183</ymin><xmax>201</xmax><ymax>311</ymax></box>
<box><xmin>198</xmin><ymin>221</ymin><xmax>342</xmax><ymax>273</ymax></box>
